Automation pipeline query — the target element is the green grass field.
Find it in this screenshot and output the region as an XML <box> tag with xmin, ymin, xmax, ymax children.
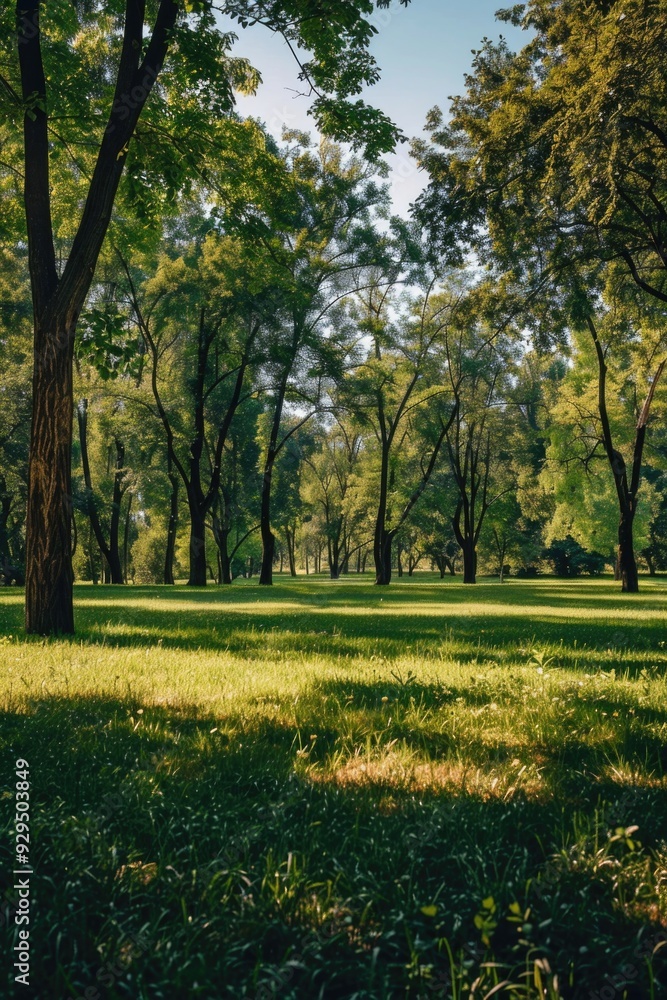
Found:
<box><xmin>1</xmin><ymin>576</ymin><xmax>666</xmax><ymax>998</ymax></box>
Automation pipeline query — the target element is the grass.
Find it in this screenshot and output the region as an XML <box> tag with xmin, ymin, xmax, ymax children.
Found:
<box><xmin>1</xmin><ymin>574</ymin><xmax>666</xmax><ymax>999</ymax></box>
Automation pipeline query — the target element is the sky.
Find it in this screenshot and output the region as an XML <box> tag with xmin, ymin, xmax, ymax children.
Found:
<box><xmin>227</xmin><ymin>1</ymin><xmax>528</xmax><ymax>214</ymax></box>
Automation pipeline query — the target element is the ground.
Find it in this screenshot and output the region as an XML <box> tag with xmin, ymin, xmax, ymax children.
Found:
<box><xmin>1</xmin><ymin>575</ymin><xmax>666</xmax><ymax>999</ymax></box>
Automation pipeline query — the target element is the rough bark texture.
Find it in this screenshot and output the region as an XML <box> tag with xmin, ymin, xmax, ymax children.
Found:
<box><xmin>26</xmin><ymin>317</ymin><xmax>76</xmax><ymax>632</ymax></box>
<box><xmin>259</xmin><ymin>368</ymin><xmax>289</xmax><ymax>586</ymax></box>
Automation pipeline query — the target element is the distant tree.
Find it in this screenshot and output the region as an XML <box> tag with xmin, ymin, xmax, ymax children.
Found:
<box><xmin>346</xmin><ymin>278</ymin><xmax>460</xmax><ymax>585</ymax></box>
<box><xmin>302</xmin><ymin>415</ymin><xmax>363</xmax><ymax>579</ymax></box>
<box><xmin>543</xmin><ymin>311</ymin><xmax>666</xmax><ymax>591</ymax></box>
<box><xmin>124</xmin><ymin>230</ymin><xmax>276</xmax><ymax>586</ymax></box>
<box><xmin>442</xmin><ymin>311</ymin><xmax>518</xmax><ymax>584</ymax></box>
<box><xmin>253</xmin><ymin>136</ymin><xmax>390</xmax><ymax>586</ymax></box>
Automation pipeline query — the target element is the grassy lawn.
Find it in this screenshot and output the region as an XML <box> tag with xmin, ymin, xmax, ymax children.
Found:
<box><xmin>1</xmin><ymin>575</ymin><xmax>666</xmax><ymax>998</ymax></box>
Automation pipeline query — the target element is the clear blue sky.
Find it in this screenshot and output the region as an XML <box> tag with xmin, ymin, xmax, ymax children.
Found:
<box><xmin>229</xmin><ymin>1</ymin><xmax>527</xmax><ymax>214</ymax></box>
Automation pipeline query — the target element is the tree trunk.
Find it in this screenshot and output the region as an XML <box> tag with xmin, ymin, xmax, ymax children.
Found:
<box><xmin>260</xmin><ymin>525</ymin><xmax>275</xmax><ymax>585</ymax></box>
<box><xmin>77</xmin><ymin>398</ymin><xmax>124</xmax><ymax>584</ymax></box>
<box><xmin>461</xmin><ymin>541</ymin><xmax>477</xmax><ymax>584</ymax></box>
<box><xmin>375</xmin><ymin>529</ymin><xmax>393</xmax><ymax>585</ymax></box>
<box><xmin>285</xmin><ymin>527</ymin><xmax>297</xmax><ymax>577</ymax></box>
<box><xmin>25</xmin><ymin>316</ymin><xmax>75</xmax><ymax>633</ymax></box>
<box><xmin>618</xmin><ymin>511</ymin><xmax>638</xmax><ymax>593</ymax></box>
<box><xmin>0</xmin><ymin>487</ymin><xmax>11</xmax><ymax>568</ymax></box>
<box><xmin>215</xmin><ymin>522</ymin><xmax>232</xmax><ymax>585</ymax></box>
<box><xmin>187</xmin><ymin>495</ymin><xmax>207</xmax><ymax>586</ymax></box>
<box><xmin>164</xmin><ymin>468</ymin><xmax>178</xmax><ymax>585</ymax></box>
<box><xmin>123</xmin><ymin>493</ymin><xmax>132</xmax><ymax>584</ymax></box>
<box><xmin>259</xmin><ymin>458</ymin><xmax>275</xmax><ymax>585</ymax></box>
<box><xmin>329</xmin><ymin>542</ymin><xmax>339</xmax><ymax>580</ymax></box>
<box><xmin>20</xmin><ymin>0</ymin><xmax>179</xmax><ymax>633</ymax></box>
<box><xmin>107</xmin><ymin>438</ymin><xmax>125</xmax><ymax>583</ymax></box>
<box><xmin>220</xmin><ymin>537</ymin><xmax>232</xmax><ymax>584</ymax></box>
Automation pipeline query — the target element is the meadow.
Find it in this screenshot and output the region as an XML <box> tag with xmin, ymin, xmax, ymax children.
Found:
<box><xmin>1</xmin><ymin>575</ymin><xmax>666</xmax><ymax>999</ymax></box>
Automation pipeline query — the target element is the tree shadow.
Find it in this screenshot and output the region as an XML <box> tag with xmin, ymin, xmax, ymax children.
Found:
<box><xmin>2</xmin><ymin>580</ymin><xmax>665</xmax><ymax>676</ymax></box>
<box><xmin>1</xmin><ymin>690</ymin><xmax>665</xmax><ymax>999</ymax></box>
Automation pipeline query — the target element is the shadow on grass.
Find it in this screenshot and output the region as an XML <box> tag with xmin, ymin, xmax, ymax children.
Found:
<box><xmin>1</xmin><ymin>691</ymin><xmax>666</xmax><ymax>999</ymax></box>
<box><xmin>2</xmin><ymin>579</ymin><xmax>666</xmax><ymax>675</ymax></box>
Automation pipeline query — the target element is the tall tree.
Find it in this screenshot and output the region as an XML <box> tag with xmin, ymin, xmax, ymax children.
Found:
<box><xmin>124</xmin><ymin>234</ymin><xmax>268</xmax><ymax>586</ymax></box>
<box><xmin>413</xmin><ymin>0</ymin><xmax>667</xmax><ymax>306</ymax></box>
<box><xmin>443</xmin><ymin>316</ymin><xmax>517</xmax><ymax>584</ymax></box>
<box><xmin>347</xmin><ymin>278</ymin><xmax>460</xmax><ymax>584</ymax></box>
<box><xmin>543</xmin><ymin>312</ymin><xmax>666</xmax><ymax>592</ymax></box>
<box><xmin>254</xmin><ymin>136</ymin><xmax>388</xmax><ymax>585</ymax></box>
<box><xmin>302</xmin><ymin>415</ymin><xmax>363</xmax><ymax>579</ymax></box>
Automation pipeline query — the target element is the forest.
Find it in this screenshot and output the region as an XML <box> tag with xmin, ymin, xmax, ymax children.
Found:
<box><xmin>1</xmin><ymin>0</ymin><xmax>667</xmax><ymax>997</ymax></box>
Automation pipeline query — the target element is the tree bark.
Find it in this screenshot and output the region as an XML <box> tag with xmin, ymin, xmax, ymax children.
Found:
<box><xmin>123</xmin><ymin>493</ymin><xmax>132</xmax><ymax>584</ymax></box>
<box><xmin>219</xmin><ymin>531</ymin><xmax>232</xmax><ymax>584</ymax></box>
<box><xmin>329</xmin><ymin>540</ymin><xmax>340</xmax><ymax>580</ymax></box>
<box><xmin>375</xmin><ymin>528</ymin><xmax>393</xmax><ymax>585</ymax></box>
<box><xmin>187</xmin><ymin>492</ymin><xmax>207</xmax><ymax>586</ymax></box>
<box><xmin>25</xmin><ymin>316</ymin><xmax>76</xmax><ymax>631</ymax></box>
<box><xmin>108</xmin><ymin>438</ymin><xmax>126</xmax><ymax>583</ymax></box>
<box><xmin>259</xmin><ymin>462</ymin><xmax>276</xmax><ymax>585</ymax></box>
<box><xmin>285</xmin><ymin>526</ymin><xmax>297</xmax><ymax>577</ymax></box>
<box><xmin>618</xmin><ymin>511</ymin><xmax>638</xmax><ymax>593</ymax></box>
<box><xmin>77</xmin><ymin>399</ymin><xmax>124</xmax><ymax>585</ymax></box>
<box><xmin>461</xmin><ymin>541</ymin><xmax>477</xmax><ymax>584</ymax></box>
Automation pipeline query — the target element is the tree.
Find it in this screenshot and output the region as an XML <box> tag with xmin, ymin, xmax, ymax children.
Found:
<box><xmin>413</xmin><ymin>0</ymin><xmax>667</xmax><ymax>307</ymax></box>
<box><xmin>439</xmin><ymin>301</ymin><xmax>517</xmax><ymax>584</ymax></box>
<box><xmin>1</xmin><ymin>0</ymin><xmax>410</xmax><ymax>634</ymax></box>
<box><xmin>0</xmin><ymin>247</ymin><xmax>31</xmax><ymax>585</ymax></box>
<box><xmin>347</xmin><ymin>278</ymin><xmax>460</xmax><ymax>585</ymax></box>
<box><xmin>76</xmin><ymin>397</ymin><xmax>128</xmax><ymax>585</ymax></box>
<box><xmin>542</xmin><ymin>314</ymin><xmax>666</xmax><ymax>591</ymax></box>
<box><xmin>124</xmin><ymin>231</ymin><xmax>270</xmax><ymax>586</ymax></box>
<box><xmin>254</xmin><ymin>136</ymin><xmax>388</xmax><ymax>586</ymax></box>
<box><xmin>210</xmin><ymin>399</ymin><xmax>262</xmax><ymax>584</ymax></box>
<box><xmin>302</xmin><ymin>415</ymin><xmax>363</xmax><ymax>579</ymax></box>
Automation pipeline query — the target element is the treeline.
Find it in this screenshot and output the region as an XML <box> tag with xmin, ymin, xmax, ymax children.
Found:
<box><xmin>2</xmin><ymin>131</ymin><xmax>667</xmax><ymax>591</ymax></box>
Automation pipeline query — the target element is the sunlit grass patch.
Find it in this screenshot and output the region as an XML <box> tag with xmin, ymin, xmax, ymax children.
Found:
<box><xmin>1</xmin><ymin>575</ymin><xmax>666</xmax><ymax>997</ymax></box>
